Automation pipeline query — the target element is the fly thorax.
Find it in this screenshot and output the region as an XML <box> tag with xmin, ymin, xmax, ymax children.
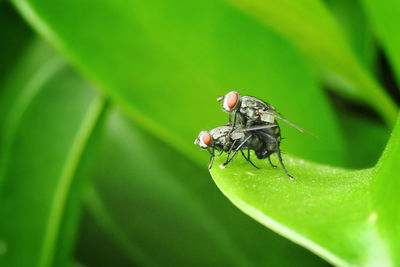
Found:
<box><xmin>240</xmin><ymin>97</ymin><xmax>265</xmax><ymax>123</ymax></box>
<box><xmin>210</xmin><ymin>126</ymin><xmax>231</xmax><ymax>146</ymax></box>
<box><xmin>230</xmin><ymin>131</ymin><xmax>245</xmax><ymax>140</ymax></box>
<box><xmin>260</xmin><ymin>112</ymin><xmax>274</xmax><ymax>123</ymax></box>
<box><xmin>240</xmin><ymin>106</ymin><xmax>255</xmax><ymax>119</ymax></box>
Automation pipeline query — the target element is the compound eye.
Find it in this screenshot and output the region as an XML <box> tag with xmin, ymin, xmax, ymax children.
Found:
<box><xmin>201</xmin><ymin>131</ymin><xmax>211</xmax><ymax>147</ymax></box>
<box><xmin>223</xmin><ymin>91</ymin><xmax>239</xmax><ymax>111</ymax></box>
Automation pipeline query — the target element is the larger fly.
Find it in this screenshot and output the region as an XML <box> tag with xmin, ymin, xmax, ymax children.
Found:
<box><xmin>217</xmin><ymin>91</ymin><xmax>312</xmax><ymax>135</ymax></box>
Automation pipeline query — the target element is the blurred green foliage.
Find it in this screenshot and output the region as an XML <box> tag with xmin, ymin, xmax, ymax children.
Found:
<box><xmin>0</xmin><ymin>0</ymin><xmax>399</xmax><ymax>266</ymax></box>
<box><xmin>0</xmin><ymin>1</ymin><xmax>31</xmax><ymax>84</ymax></box>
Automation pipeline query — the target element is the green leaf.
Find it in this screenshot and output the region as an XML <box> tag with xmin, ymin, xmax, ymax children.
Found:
<box><xmin>74</xmin><ymin>203</ymin><xmax>136</xmax><ymax>267</ymax></box>
<box><xmin>0</xmin><ymin>1</ymin><xmax>32</xmax><ymax>84</ymax></box>
<box><xmin>11</xmin><ymin>0</ymin><xmax>347</xmax><ymax>166</ymax></box>
<box><xmin>0</xmin><ymin>39</ymin><xmax>58</xmax><ymax>153</ymax></box>
<box><xmin>370</xmin><ymin>114</ymin><xmax>400</xmax><ymax>264</ymax></box>
<box><xmin>224</xmin><ymin>0</ymin><xmax>397</xmax><ymax>126</ymax></box>
<box><xmin>80</xmin><ymin>108</ymin><xmax>328</xmax><ymax>266</ymax></box>
<box><xmin>339</xmin><ymin>113</ymin><xmax>389</xmax><ymax>168</ymax></box>
<box><xmin>209</xmin><ymin>111</ymin><xmax>400</xmax><ymax>265</ymax></box>
<box><xmin>210</xmin><ymin>153</ymin><xmax>392</xmax><ymax>266</ymax></box>
<box><xmin>0</xmin><ymin>40</ymin><xmax>107</xmax><ymax>267</ymax></box>
<box><xmin>360</xmin><ymin>1</ymin><xmax>400</xmax><ymax>85</ymax></box>
<box><xmin>324</xmin><ymin>0</ymin><xmax>376</xmax><ymax>71</ymax></box>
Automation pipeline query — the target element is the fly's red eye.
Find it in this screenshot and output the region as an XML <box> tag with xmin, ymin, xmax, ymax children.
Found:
<box><xmin>202</xmin><ymin>131</ymin><xmax>211</xmax><ymax>146</ymax></box>
<box><xmin>225</xmin><ymin>91</ymin><xmax>239</xmax><ymax>110</ymax></box>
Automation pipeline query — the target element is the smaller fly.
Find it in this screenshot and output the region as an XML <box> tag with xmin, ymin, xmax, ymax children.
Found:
<box><xmin>217</xmin><ymin>91</ymin><xmax>312</xmax><ymax>135</ymax></box>
<box><xmin>194</xmin><ymin>125</ymin><xmax>293</xmax><ymax>179</ymax></box>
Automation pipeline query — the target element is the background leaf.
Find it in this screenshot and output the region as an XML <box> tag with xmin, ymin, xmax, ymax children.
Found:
<box><xmin>360</xmin><ymin>0</ymin><xmax>400</xmax><ymax>86</ymax></box>
<box><xmin>0</xmin><ymin>39</ymin><xmax>57</xmax><ymax>153</ymax></box>
<box><xmin>0</xmin><ymin>1</ymin><xmax>32</xmax><ymax>84</ymax></box>
<box><xmin>324</xmin><ymin>0</ymin><xmax>376</xmax><ymax>71</ymax></box>
<box><xmin>74</xmin><ymin>204</ymin><xmax>138</xmax><ymax>267</ymax></box>
<box><xmin>11</xmin><ymin>0</ymin><xmax>348</xmax><ymax>166</ymax></box>
<box><xmin>224</xmin><ymin>0</ymin><xmax>397</xmax><ymax>125</ymax></box>
<box><xmin>0</xmin><ymin>40</ymin><xmax>107</xmax><ymax>267</ymax></box>
<box><xmin>339</xmin><ymin>113</ymin><xmax>388</xmax><ymax>168</ymax></box>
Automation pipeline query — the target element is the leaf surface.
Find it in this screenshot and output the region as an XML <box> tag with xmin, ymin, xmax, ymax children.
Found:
<box><xmin>210</xmin><ymin>111</ymin><xmax>400</xmax><ymax>265</ymax></box>
<box><xmin>370</xmin><ymin>114</ymin><xmax>400</xmax><ymax>264</ymax></box>
<box><xmin>210</xmin><ymin>153</ymin><xmax>390</xmax><ymax>266</ymax></box>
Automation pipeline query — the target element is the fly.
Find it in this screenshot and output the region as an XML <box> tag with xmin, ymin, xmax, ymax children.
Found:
<box><xmin>194</xmin><ymin>124</ymin><xmax>293</xmax><ymax>179</ymax></box>
<box><xmin>217</xmin><ymin>90</ymin><xmax>313</xmax><ymax>136</ymax></box>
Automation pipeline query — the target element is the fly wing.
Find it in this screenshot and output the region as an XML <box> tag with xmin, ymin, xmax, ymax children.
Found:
<box><xmin>261</xmin><ymin>111</ymin><xmax>316</xmax><ymax>137</ymax></box>
<box><xmin>240</xmin><ymin>125</ymin><xmax>278</xmax><ymax>132</ymax></box>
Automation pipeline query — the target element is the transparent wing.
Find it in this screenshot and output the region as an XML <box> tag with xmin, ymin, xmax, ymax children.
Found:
<box><xmin>240</xmin><ymin>124</ymin><xmax>278</xmax><ymax>132</ymax></box>
<box><xmin>262</xmin><ymin>111</ymin><xmax>316</xmax><ymax>137</ymax></box>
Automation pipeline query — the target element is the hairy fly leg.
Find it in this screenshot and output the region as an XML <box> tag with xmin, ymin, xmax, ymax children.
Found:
<box><xmin>208</xmin><ymin>147</ymin><xmax>215</xmax><ymax>169</ymax></box>
<box><xmin>225</xmin><ymin>139</ymin><xmax>238</xmax><ymax>162</ymax></box>
<box><xmin>223</xmin><ymin>135</ymin><xmax>252</xmax><ymax>167</ymax></box>
<box><xmin>230</xmin><ymin>110</ymin><xmax>240</xmax><ymax>130</ymax></box>
<box><xmin>227</xmin><ymin>111</ymin><xmax>232</xmax><ymax>126</ymax></box>
<box><xmin>276</xmin><ymin>146</ymin><xmax>294</xmax><ymax>180</ymax></box>
<box><xmin>256</xmin><ymin>150</ymin><xmax>277</xmax><ymax>169</ymax></box>
<box><xmin>258</xmin><ymin>132</ymin><xmax>294</xmax><ymax>179</ymax></box>
<box><xmin>240</xmin><ymin>150</ymin><xmax>260</xmax><ymax>169</ymax></box>
<box><xmin>268</xmin><ymin>156</ymin><xmax>277</xmax><ymax>169</ymax></box>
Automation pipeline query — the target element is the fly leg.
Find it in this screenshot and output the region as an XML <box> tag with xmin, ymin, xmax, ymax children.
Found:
<box><xmin>227</xmin><ymin>112</ymin><xmax>232</xmax><ymax>126</ymax></box>
<box><xmin>225</xmin><ymin>139</ymin><xmax>238</xmax><ymax>163</ymax></box>
<box><xmin>223</xmin><ymin>135</ymin><xmax>252</xmax><ymax>167</ymax></box>
<box><xmin>208</xmin><ymin>147</ymin><xmax>215</xmax><ymax>169</ymax></box>
<box><xmin>240</xmin><ymin>149</ymin><xmax>260</xmax><ymax>169</ymax></box>
<box><xmin>259</xmin><ymin>132</ymin><xmax>294</xmax><ymax>180</ymax></box>
<box><xmin>228</xmin><ymin>111</ymin><xmax>238</xmax><ymax>133</ymax></box>
<box><xmin>275</xmin><ymin>144</ymin><xmax>294</xmax><ymax>180</ymax></box>
<box><xmin>260</xmin><ymin>150</ymin><xmax>277</xmax><ymax>169</ymax></box>
<box><xmin>232</xmin><ymin>111</ymin><xmax>238</xmax><ymax>128</ymax></box>
<box><xmin>267</xmin><ymin>156</ymin><xmax>277</xmax><ymax>169</ymax></box>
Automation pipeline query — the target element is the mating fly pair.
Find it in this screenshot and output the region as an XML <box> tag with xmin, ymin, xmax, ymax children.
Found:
<box><xmin>195</xmin><ymin>91</ymin><xmax>308</xmax><ymax>179</ymax></box>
